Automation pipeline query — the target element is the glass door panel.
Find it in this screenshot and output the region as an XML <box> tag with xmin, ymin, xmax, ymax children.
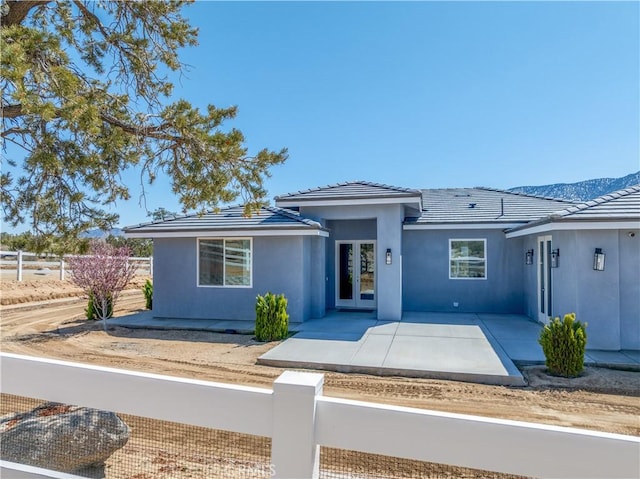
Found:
<box><xmin>338</xmin><ymin>243</ymin><xmax>353</xmax><ymax>300</ymax></box>
<box><xmin>359</xmin><ymin>243</ymin><xmax>375</xmax><ymax>302</ymax></box>
<box><xmin>336</xmin><ymin>241</ymin><xmax>376</xmax><ymax>309</ymax></box>
<box><xmin>537</xmin><ymin>235</ymin><xmax>552</xmax><ymax>323</ymax></box>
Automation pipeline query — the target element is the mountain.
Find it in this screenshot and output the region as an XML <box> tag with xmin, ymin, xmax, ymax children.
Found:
<box><xmin>80</xmin><ymin>227</ymin><xmax>124</xmax><ymax>239</ymax></box>
<box><xmin>509</xmin><ymin>171</ymin><xmax>640</xmax><ymax>202</ymax></box>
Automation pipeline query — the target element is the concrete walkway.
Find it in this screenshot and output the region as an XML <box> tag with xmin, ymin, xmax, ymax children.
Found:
<box><xmin>108</xmin><ymin>310</ymin><xmax>640</xmax><ymax>386</ymax></box>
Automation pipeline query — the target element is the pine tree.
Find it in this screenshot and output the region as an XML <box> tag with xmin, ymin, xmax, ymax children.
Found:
<box><xmin>1</xmin><ymin>1</ymin><xmax>287</xmax><ymax>244</ymax></box>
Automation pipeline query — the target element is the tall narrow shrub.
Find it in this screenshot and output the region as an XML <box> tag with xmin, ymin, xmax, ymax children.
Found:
<box><xmin>538</xmin><ymin>313</ymin><xmax>587</xmax><ymax>377</ymax></box>
<box><xmin>142</xmin><ymin>280</ymin><xmax>153</xmax><ymax>310</ymax></box>
<box><xmin>255</xmin><ymin>293</ymin><xmax>289</xmax><ymax>341</ymax></box>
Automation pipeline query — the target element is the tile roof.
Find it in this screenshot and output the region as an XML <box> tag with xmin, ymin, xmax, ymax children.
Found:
<box><xmin>275</xmin><ymin>181</ymin><xmax>422</xmax><ymax>202</ymax></box>
<box><xmin>124</xmin><ymin>206</ymin><xmax>325</xmax><ymax>233</ymax></box>
<box><xmin>126</xmin><ymin>183</ymin><xmax>636</xmax><ymax>235</ymax></box>
<box><xmin>550</xmin><ymin>185</ymin><xmax>640</xmax><ymax>221</ymax></box>
<box><xmin>405</xmin><ymin>187</ymin><xmax>576</xmax><ymax>225</ymax></box>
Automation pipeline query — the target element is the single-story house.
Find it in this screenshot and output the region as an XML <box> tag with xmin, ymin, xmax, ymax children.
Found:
<box><xmin>125</xmin><ymin>181</ymin><xmax>640</xmax><ymax>351</ymax></box>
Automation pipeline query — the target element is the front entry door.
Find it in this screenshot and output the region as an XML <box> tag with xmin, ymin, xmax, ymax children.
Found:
<box><xmin>336</xmin><ymin>241</ymin><xmax>376</xmax><ymax>309</ymax></box>
<box><xmin>537</xmin><ymin>235</ymin><xmax>553</xmax><ymax>323</ymax></box>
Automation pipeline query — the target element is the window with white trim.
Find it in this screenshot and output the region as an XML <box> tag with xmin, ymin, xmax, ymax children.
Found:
<box><xmin>198</xmin><ymin>238</ymin><xmax>252</xmax><ymax>287</ymax></box>
<box><xmin>449</xmin><ymin>239</ymin><xmax>486</xmax><ymax>279</ymax></box>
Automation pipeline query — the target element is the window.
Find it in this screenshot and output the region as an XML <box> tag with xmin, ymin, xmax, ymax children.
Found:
<box><xmin>449</xmin><ymin>239</ymin><xmax>486</xmax><ymax>279</ymax></box>
<box><xmin>198</xmin><ymin>238</ymin><xmax>251</xmax><ymax>287</ymax></box>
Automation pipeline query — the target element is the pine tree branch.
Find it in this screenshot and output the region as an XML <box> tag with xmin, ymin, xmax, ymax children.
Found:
<box><xmin>1</xmin><ymin>1</ymin><xmax>50</xmax><ymax>28</ymax></box>
<box><xmin>1</xmin><ymin>102</ymin><xmax>179</xmax><ymax>142</ymax></box>
<box><xmin>0</xmin><ymin>126</ymin><xmax>29</xmax><ymax>138</ymax></box>
<box><xmin>98</xmin><ymin>112</ymin><xmax>178</xmax><ymax>142</ymax></box>
<box><xmin>1</xmin><ymin>104</ymin><xmax>23</xmax><ymax>119</ymax></box>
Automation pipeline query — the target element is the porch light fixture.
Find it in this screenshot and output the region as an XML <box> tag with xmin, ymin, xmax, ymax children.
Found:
<box><xmin>385</xmin><ymin>248</ymin><xmax>392</xmax><ymax>265</ymax></box>
<box><xmin>525</xmin><ymin>249</ymin><xmax>534</xmax><ymax>265</ymax></box>
<box><xmin>551</xmin><ymin>248</ymin><xmax>560</xmax><ymax>268</ymax></box>
<box><xmin>593</xmin><ymin>248</ymin><xmax>605</xmax><ymax>271</ymax></box>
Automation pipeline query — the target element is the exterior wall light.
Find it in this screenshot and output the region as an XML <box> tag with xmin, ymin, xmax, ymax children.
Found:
<box><xmin>550</xmin><ymin>248</ymin><xmax>559</xmax><ymax>268</ymax></box>
<box><xmin>385</xmin><ymin>248</ymin><xmax>392</xmax><ymax>265</ymax></box>
<box><xmin>593</xmin><ymin>248</ymin><xmax>605</xmax><ymax>271</ymax></box>
<box><xmin>525</xmin><ymin>249</ymin><xmax>534</xmax><ymax>265</ymax></box>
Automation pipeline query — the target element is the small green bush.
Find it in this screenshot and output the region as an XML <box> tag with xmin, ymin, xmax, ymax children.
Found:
<box><xmin>255</xmin><ymin>292</ymin><xmax>289</xmax><ymax>341</ymax></box>
<box><xmin>85</xmin><ymin>292</ymin><xmax>113</xmax><ymax>321</ymax></box>
<box><xmin>538</xmin><ymin>312</ymin><xmax>587</xmax><ymax>377</ymax></box>
<box><xmin>143</xmin><ymin>280</ymin><xmax>153</xmax><ymax>310</ymax></box>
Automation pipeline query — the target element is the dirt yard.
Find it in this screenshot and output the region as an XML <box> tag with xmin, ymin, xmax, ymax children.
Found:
<box><xmin>1</xmin><ymin>277</ymin><xmax>151</xmax><ymax>305</ymax></box>
<box><xmin>1</xmin><ymin>280</ymin><xmax>639</xmax><ymax>477</ymax></box>
<box><xmin>1</xmin><ymin>281</ymin><xmax>638</xmax><ymax>438</ymax></box>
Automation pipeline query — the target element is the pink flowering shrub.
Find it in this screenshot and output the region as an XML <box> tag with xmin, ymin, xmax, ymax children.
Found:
<box><xmin>67</xmin><ymin>241</ymin><xmax>137</xmax><ymax>329</ymax></box>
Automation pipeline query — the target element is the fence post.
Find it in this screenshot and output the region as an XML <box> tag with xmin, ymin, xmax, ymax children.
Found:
<box><xmin>60</xmin><ymin>257</ymin><xmax>65</xmax><ymax>281</ymax></box>
<box><xmin>271</xmin><ymin>371</ymin><xmax>323</xmax><ymax>479</ymax></box>
<box><xmin>149</xmin><ymin>256</ymin><xmax>153</xmax><ymax>277</ymax></box>
<box><xmin>16</xmin><ymin>250</ymin><xmax>23</xmax><ymax>281</ymax></box>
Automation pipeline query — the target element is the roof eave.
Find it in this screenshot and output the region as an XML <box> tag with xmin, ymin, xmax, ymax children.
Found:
<box><xmin>505</xmin><ymin>217</ymin><xmax>640</xmax><ymax>238</ymax></box>
<box><xmin>403</xmin><ymin>221</ymin><xmax>527</xmax><ymax>230</ymax></box>
<box><xmin>124</xmin><ymin>227</ymin><xmax>330</xmax><ymax>239</ymax></box>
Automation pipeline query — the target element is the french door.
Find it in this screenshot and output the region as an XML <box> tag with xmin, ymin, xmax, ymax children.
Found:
<box><xmin>335</xmin><ymin>241</ymin><xmax>376</xmax><ymax>309</ymax></box>
<box><xmin>537</xmin><ymin>235</ymin><xmax>553</xmax><ymax>323</ymax></box>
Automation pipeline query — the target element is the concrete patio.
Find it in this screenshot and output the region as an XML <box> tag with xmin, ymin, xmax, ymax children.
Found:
<box><xmin>108</xmin><ymin>310</ymin><xmax>640</xmax><ymax>386</ymax></box>
<box><xmin>258</xmin><ymin>311</ymin><xmax>538</xmax><ymax>386</ymax></box>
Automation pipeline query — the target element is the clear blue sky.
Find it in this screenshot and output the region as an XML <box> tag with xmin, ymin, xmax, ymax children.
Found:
<box><xmin>10</xmin><ymin>1</ymin><xmax>640</xmax><ymax>229</ymax></box>
<box><xmin>127</xmin><ymin>0</ymin><xmax>639</xmax><ymax>227</ymax></box>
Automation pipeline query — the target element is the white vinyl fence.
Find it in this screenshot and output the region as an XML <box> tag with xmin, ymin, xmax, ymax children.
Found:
<box><xmin>0</xmin><ymin>251</ymin><xmax>153</xmax><ymax>281</ymax></box>
<box><xmin>1</xmin><ymin>353</ymin><xmax>638</xmax><ymax>479</ymax></box>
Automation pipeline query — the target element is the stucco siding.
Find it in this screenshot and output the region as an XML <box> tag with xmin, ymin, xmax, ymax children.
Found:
<box><xmin>516</xmin><ymin>228</ymin><xmax>639</xmax><ymax>351</ymax></box>
<box><xmin>302</xmin><ymin>204</ymin><xmax>404</xmax><ymax>320</ymax></box>
<box><xmin>522</xmin><ymin>236</ymin><xmax>538</xmax><ymax>320</ymax></box>
<box><xmin>153</xmin><ymin>236</ymin><xmax>308</xmax><ymax>323</ymax></box>
<box><xmin>551</xmin><ymin>230</ymin><xmax>621</xmax><ymax>350</ymax></box>
<box><xmin>402</xmin><ymin>230</ymin><xmax>525</xmax><ymax>313</ymax></box>
<box><xmin>550</xmin><ymin>232</ymin><xmax>580</xmax><ymax>323</ymax></box>
<box><xmin>378</xmin><ymin>205</ymin><xmax>403</xmax><ymax>320</ymax></box>
<box><xmin>307</xmin><ymin>235</ymin><xmax>326</xmax><ymax>318</ymax></box>
<box><xmin>326</xmin><ymin>219</ymin><xmax>377</xmax><ymax>241</ymax></box>
<box><xmin>619</xmin><ymin>229</ymin><xmax>640</xmax><ymax>350</ymax></box>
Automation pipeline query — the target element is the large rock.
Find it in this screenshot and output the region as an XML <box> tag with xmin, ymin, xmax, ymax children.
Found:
<box><xmin>0</xmin><ymin>402</ymin><xmax>129</xmax><ymax>472</ymax></box>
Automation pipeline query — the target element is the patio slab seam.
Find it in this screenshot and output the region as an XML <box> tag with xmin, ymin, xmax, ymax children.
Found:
<box><xmin>377</xmin><ymin>320</ymin><xmax>399</xmax><ymax>367</ymax></box>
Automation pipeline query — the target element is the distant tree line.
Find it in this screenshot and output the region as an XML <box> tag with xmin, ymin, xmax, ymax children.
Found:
<box><xmin>0</xmin><ymin>231</ymin><xmax>152</xmax><ymax>257</ymax></box>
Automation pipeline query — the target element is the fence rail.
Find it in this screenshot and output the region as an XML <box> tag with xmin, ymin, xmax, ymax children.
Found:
<box><xmin>0</xmin><ymin>250</ymin><xmax>152</xmax><ymax>281</ymax></box>
<box><xmin>1</xmin><ymin>353</ymin><xmax>638</xmax><ymax>479</ymax></box>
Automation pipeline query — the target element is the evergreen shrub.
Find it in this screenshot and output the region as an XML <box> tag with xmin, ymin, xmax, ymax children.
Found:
<box><xmin>143</xmin><ymin>280</ymin><xmax>153</xmax><ymax>310</ymax></box>
<box><xmin>538</xmin><ymin>312</ymin><xmax>587</xmax><ymax>377</ymax></box>
<box><xmin>255</xmin><ymin>293</ymin><xmax>289</xmax><ymax>341</ymax></box>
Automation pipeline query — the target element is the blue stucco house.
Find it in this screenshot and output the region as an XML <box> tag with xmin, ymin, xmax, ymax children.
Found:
<box><xmin>125</xmin><ymin>182</ymin><xmax>640</xmax><ymax>351</ymax></box>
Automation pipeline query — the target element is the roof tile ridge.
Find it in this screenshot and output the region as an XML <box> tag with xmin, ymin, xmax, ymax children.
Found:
<box><xmin>266</xmin><ymin>206</ymin><xmax>322</xmax><ymax>228</ymax></box>
<box><xmin>421</xmin><ymin>187</ymin><xmax>469</xmax><ymax>192</ymax></box>
<box><xmin>476</xmin><ymin>186</ymin><xmax>576</xmax><ymax>203</ymax></box>
<box><xmin>357</xmin><ymin>180</ymin><xmax>421</xmax><ymax>194</ymax></box>
<box><xmin>125</xmin><ymin>205</ymin><xmax>246</xmax><ymax>229</ymax></box>
<box><xmin>276</xmin><ymin>180</ymin><xmax>422</xmax><ymax>198</ymax></box>
<box><xmin>555</xmin><ymin>184</ymin><xmax>640</xmax><ymax>216</ymax></box>
<box><xmin>607</xmin><ymin>184</ymin><xmax>640</xmax><ymax>196</ymax></box>
<box><xmin>275</xmin><ymin>180</ymin><xmax>363</xmax><ymax>199</ymax></box>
